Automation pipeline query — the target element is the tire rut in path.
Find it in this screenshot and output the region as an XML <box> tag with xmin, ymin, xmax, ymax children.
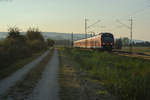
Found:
<box><xmin>29</xmin><ymin>49</ymin><xmax>60</xmax><ymax>100</ymax></box>
<box><xmin>0</xmin><ymin>50</ymin><xmax>49</xmax><ymax>97</ymax></box>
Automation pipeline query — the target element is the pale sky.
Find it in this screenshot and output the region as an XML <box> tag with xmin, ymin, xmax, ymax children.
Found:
<box><xmin>0</xmin><ymin>0</ymin><xmax>150</xmax><ymax>41</ymax></box>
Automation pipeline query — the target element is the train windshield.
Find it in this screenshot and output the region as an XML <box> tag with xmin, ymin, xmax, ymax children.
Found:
<box><xmin>102</xmin><ymin>33</ymin><xmax>113</xmax><ymax>38</ymax></box>
<box><xmin>102</xmin><ymin>33</ymin><xmax>114</xmax><ymax>43</ymax></box>
<box><xmin>103</xmin><ymin>37</ymin><xmax>113</xmax><ymax>43</ymax></box>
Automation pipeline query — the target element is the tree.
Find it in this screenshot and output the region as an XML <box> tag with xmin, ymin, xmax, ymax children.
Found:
<box><xmin>26</xmin><ymin>28</ymin><xmax>44</xmax><ymax>41</ymax></box>
<box><xmin>0</xmin><ymin>27</ymin><xmax>48</xmax><ymax>70</ymax></box>
<box><xmin>47</xmin><ymin>38</ymin><xmax>55</xmax><ymax>47</ymax></box>
<box><xmin>5</xmin><ymin>27</ymin><xmax>31</xmax><ymax>59</ymax></box>
<box><xmin>115</xmin><ymin>38</ymin><xmax>122</xmax><ymax>49</ymax></box>
<box><xmin>26</xmin><ymin>28</ymin><xmax>47</xmax><ymax>52</ymax></box>
<box><xmin>122</xmin><ymin>37</ymin><xmax>130</xmax><ymax>46</ymax></box>
<box><xmin>0</xmin><ymin>27</ymin><xmax>31</xmax><ymax>69</ymax></box>
<box><xmin>7</xmin><ymin>27</ymin><xmax>20</xmax><ymax>39</ymax></box>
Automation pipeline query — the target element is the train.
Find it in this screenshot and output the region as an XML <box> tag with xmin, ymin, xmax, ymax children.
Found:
<box><xmin>73</xmin><ymin>32</ymin><xmax>114</xmax><ymax>51</ymax></box>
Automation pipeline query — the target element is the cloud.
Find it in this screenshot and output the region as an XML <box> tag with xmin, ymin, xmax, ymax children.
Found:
<box><xmin>0</xmin><ymin>0</ymin><xmax>12</xmax><ymax>2</ymax></box>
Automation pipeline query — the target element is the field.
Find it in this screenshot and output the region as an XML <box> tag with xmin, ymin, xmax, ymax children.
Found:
<box><xmin>62</xmin><ymin>47</ymin><xmax>150</xmax><ymax>100</ymax></box>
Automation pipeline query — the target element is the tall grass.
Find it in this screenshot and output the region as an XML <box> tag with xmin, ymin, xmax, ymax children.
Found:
<box><xmin>65</xmin><ymin>48</ymin><xmax>150</xmax><ymax>100</ymax></box>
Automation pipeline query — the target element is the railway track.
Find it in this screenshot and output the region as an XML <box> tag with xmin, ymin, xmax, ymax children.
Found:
<box><xmin>112</xmin><ymin>50</ymin><xmax>150</xmax><ymax>60</ymax></box>
<box><xmin>71</xmin><ymin>47</ymin><xmax>150</xmax><ymax>59</ymax></box>
<box><xmin>113</xmin><ymin>50</ymin><xmax>150</xmax><ymax>56</ymax></box>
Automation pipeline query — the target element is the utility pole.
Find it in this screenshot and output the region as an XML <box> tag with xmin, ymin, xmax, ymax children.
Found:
<box><xmin>116</xmin><ymin>18</ymin><xmax>133</xmax><ymax>53</ymax></box>
<box><xmin>85</xmin><ymin>18</ymin><xmax>88</xmax><ymax>47</ymax></box>
<box><xmin>129</xmin><ymin>17</ymin><xmax>133</xmax><ymax>53</ymax></box>
<box><xmin>85</xmin><ymin>18</ymin><xmax>87</xmax><ymax>39</ymax></box>
<box><xmin>84</xmin><ymin>18</ymin><xmax>100</xmax><ymax>47</ymax></box>
<box><xmin>71</xmin><ymin>32</ymin><xmax>73</xmax><ymax>48</ymax></box>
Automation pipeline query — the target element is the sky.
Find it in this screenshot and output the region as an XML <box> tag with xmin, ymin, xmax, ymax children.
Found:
<box><xmin>0</xmin><ymin>0</ymin><xmax>150</xmax><ymax>41</ymax></box>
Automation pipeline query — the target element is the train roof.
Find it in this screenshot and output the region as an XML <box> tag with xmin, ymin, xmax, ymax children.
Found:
<box><xmin>74</xmin><ymin>35</ymin><xmax>101</xmax><ymax>43</ymax></box>
<box><xmin>74</xmin><ymin>32</ymin><xmax>113</xmax><ymax>43</ymax></box>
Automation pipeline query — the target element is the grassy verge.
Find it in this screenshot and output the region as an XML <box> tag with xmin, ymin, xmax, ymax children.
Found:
<box><xmin>0</xmin><ymin>49</ymin><xmax>47</xmax><ymax>80</ymax></box>
<box><xmin>121</xmin><ymin>47</ymin><xmax>150</xmax><ymax>54</ymax></box>
<box><xmin>64</xmin><ymin>47</ymin><xmax>150</xmax><ymax>100</ymax></box>
<box><xmin>3</xmin><ymin>48</ymin><xmax>54</xmax><ymax>100</ymax></box>
<box><xmin>58</xmin><ymin>47</ymin><xmax>116</xmax><ymax>100</ymax></box>
<box><xmin>58</xmin><ymin>47</ymin><xmax>81</xmax><ymax>100</ymax></box>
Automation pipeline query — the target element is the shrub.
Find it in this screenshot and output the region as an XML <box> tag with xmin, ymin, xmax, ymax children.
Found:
<box><xmin>27</xmin><ymin>40</ymin><xmax>46</xmax><ymax>52</ymax></box>
<box><xmin>0</xmin><ymin>27</ymin><xmax>47</xmax><ymax>71</ymax></box>
<box><xmin>47</xmin><ymin>38</ymin><xmax>55</xmax><ymax>47</ymax></box>
<box><xmin>26</xmin><ymin>28</ymin><xmax>44</xmax><ymax>42</ymax></box>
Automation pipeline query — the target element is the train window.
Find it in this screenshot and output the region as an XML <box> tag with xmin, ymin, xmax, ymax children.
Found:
<box><xmin>102</xmin><ymin>33</ymin><xmax>113</xmax><ymax>38</ymax></box>
<box><xmin>103</xmin><ymin>37</ymin><xmax>113</xmax><ymax>42</ymax></box>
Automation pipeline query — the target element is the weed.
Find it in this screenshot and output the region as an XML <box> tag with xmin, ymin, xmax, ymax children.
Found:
<box><xmin>66</xmin><ymin>48</ymin><xmax>150</xmax><ymax>100</ymax></box>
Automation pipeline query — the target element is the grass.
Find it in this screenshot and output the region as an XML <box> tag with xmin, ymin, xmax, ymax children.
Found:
<box><xmin>121</xmin><ymin>47</ymin><xmax>150</xmax><ymax>54</ymax></box>
<box><xmin>58</xmin><ymin>48</ymin><xmax>81</xmax><ymax>100</ymax></box>
<box><xmin>0</xmin><ymin>49</ymin><xmax>47</xmax><ymax>80</ymax></box>
<box><xmin>64</xmin><ymin>47</ymin><xmax>150</xmax><ymax>100</ymax></box>
<box><xmin>4</xmin><ymin>48</ymin><xmax>54</xmax><ymax>100</ymax></box>
<box><xmin>58</xmin><ymin>47</ymin><xmax>117</xmax><ymax>100</ymax></box>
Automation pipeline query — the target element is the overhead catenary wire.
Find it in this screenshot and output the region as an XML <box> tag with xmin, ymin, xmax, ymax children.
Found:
<box><xmin>115</xmin><ymin>2</ymin><xmax>150</xmax><ymax>53</ymax></box>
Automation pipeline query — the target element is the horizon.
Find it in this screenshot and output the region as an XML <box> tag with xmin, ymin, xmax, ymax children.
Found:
<box><xmin>0</xmin><ymin>31</ymin><xmax>150</xmax><ymax>42</ymax></box>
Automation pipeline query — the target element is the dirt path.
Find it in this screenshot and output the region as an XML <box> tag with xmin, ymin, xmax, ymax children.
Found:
<box><xmin>0</xmin><ymin>50</ymin><xmax>49</xmax><ymax>97</ymax></box>
<box><xmin>29</xmin><ymin>49</ymin><xmax>60</xmax><ymax>100</ymax></box>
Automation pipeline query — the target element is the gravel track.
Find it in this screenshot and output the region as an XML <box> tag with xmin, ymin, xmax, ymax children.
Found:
<box><xmin>28</xmin><ymin>49</ymin><xmax>60</xmax><ymax>100</ymax></box>
<box><xmin>0</xmin><ymin>50</ymin><xmax>49</xmax><ymax>97</ymax></box>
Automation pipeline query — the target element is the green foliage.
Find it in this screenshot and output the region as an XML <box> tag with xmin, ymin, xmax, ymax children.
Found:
<box><xmin>0</xmin><ymin>27</ymin><xmax>48</xmax><ymax>73</ymax></box>
<box><xmin>27</xmin><ymin>40</ymin><xmax>46</xmax><ymax>52</ymax></box>
<box><xmin>122</xmin><ymin>37</ymin><xmax>130</xmax><ymax>46</ymax></box>
<box><xmin>67</xmin><ymin>48</ymin><xmax>150</xmax><ymax>100</ymax></box>
<box><xmin>26</xmin><ymin>28</ymin><xmax>44</xmax><ymax>41</ymax></box>
<box><xmin>47</xmin><ymin>38</ymin><xmax>55</xmax><ymax>47</ymax></box>
<box><xmin>26</xmin><ymin>28</ymin><xmax>47</xmax><ymax>52</ymax></box>
<box><xmin>115</xmin><ymin>38</ymin><xmax>122</xmax><ymax>49</ymax></box>
<box><xmin>7</xmin><ymin>27</ymin><xmax>20</xmax><ymax>39</ymax></box>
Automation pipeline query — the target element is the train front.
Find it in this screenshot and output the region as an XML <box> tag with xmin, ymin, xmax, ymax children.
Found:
<box><xmin>101</xmin><ymin>33</ymin><xmax>114</xmax><ymax>51</ymax></box>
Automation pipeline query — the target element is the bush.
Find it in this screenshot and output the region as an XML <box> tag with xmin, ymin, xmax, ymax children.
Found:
<box><xmin>115</xmin><ymin>38</ymin><xmax>122</xmax><ymax>49</ymax></box>
<box><xmin>27</xmin><ymin>40</ymin><xmax>46</xmax><ymax>52</ymax></box>
<box><xmin>7</xmin><ymin>27</ymin><xmax>20</xmax><ymax>39</ymax></box>
<box><xmin>26</xmin><ymin>28</ymin><xmax>47</xmax><ymax>52</ymax></box>
<box><xmin>47</xmin><ymin>38</ymin><xmax>55</xmax><ymax>47</ymax></box>
<box><xmin>26</xmin><ymin>28</ymin><xmax>44</xmax><ymax>41</ymax></box>
<box><xmin>0</xmin><ymin>27</ymin><xmax>47</xmax><ymax>71</ymax></box>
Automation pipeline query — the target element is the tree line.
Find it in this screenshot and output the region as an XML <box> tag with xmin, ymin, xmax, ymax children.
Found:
<box><xmin>115</xmin><ymin>37</ymin><xmax>150</xmax><ymax>49</ymax></box>
<box><xmin>0</xmin><ymin>27</ymin><xmax>54</xmax><ymax>70</ymax></box>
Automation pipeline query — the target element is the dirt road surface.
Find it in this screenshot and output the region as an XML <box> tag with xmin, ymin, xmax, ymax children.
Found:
<box><xmin>29</xmin><ymin>49</ymin><xmax>60</xmax><ymax>100</ymax></box>
<box><xmin>0</xmin><ymin>50</ymin><xmax>49</xmax><ymax>97</ymax></box>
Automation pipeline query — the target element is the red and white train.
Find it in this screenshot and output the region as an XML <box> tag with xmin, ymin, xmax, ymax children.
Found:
<box><xmin>73</xmin><ymin>33</ymin><xmax>114</xmax><ymax>51</ymax></box>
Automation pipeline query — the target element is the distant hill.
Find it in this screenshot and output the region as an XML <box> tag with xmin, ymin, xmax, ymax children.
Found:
<box><xmin>42</xmin><ymin>32</ymin><xmax>93</xmax><ymax>41</ymax></box>
<box><xmin>0</xmin><ymin>32</ymin><xmax>90</xmax><ymax>41</ymax></box>
<box><xmin>0</xmin><ymin>32</ymin><xmax>148</xmax><ymax>42</ymax></box>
